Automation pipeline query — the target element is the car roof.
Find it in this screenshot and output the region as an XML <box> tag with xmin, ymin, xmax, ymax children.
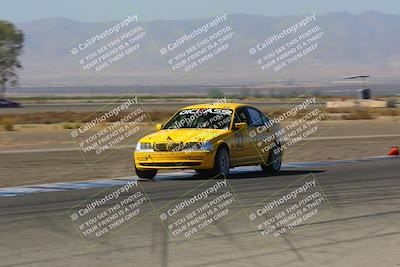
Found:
<box><xmin>182</xmin><ymin>102</ymin><xmax>249</xmax><ymax>110</ymax></box>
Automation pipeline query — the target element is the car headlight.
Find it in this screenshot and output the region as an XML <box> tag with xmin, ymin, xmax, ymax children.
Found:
<box><xmin>135</xmin><ymin>142</ymin><xmax>153</xmax><ymax>152</ymax></box>
<box><xmin>182</xmin><ymin>141</ymin><xmax>213</xmax><ymax>152</ymax></box>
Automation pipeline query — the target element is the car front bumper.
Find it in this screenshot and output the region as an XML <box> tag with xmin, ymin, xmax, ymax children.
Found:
<box><xmin>134</xmin><ymin>150</ymin><xmax>215</xmax><ymax>170</ymax></box>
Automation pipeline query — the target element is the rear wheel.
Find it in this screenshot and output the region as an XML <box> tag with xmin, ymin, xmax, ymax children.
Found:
<box><xmin>261</xmin><ymin>143</ymin><xmax>282</xmax><ymax>174</ymax></box>
<box><xmin>135</xmin><ymin>165</ymin><xmax>157</xmax><ymax>179</ymax></box>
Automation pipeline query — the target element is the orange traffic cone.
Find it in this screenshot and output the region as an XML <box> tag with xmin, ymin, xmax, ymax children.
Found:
<box><xmin>388</xmin><ymin>146</ymin><xmax>399</xmax><ymax>156</ymax></box>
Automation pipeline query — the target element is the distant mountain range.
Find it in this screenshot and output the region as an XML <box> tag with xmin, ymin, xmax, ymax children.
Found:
<box><xmin>15</xmin><ymin>12</ymin><xmax>400</xmax><ymax>87</ymax></box>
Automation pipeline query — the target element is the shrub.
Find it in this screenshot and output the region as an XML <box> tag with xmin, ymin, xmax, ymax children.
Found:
<box><xmin>62</xmin><ymin>122</ymin><xmax>81</xmax><ymax>129</ymax></box>
<box><xmin>1</xmin><ymin>118</ymin><xmax>15</xmax><ymax>131</ymax></box>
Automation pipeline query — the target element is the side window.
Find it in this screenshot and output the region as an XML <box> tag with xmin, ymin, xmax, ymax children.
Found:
<box><xmin>246</xmin><ymin>107</ymin><xmax>264</xmax><ymax>127</ymax></box>
<box><xmin>260</xmin><ymin>111</ymin><xmax>274</xmax><ymax>132</ymax></box>
<box><xmin>261</xmin><ymin>112</ymin><xmax>270</xmax><ymax>125</ymax></box>
<box><xmin>234</xmin><ymin>108</ymin><xmax>250</xmax><ymax>125</ymax></box>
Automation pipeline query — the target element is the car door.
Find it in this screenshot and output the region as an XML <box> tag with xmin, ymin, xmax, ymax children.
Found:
<box><xmin>228</xmin><ymin>107</ymin><xmax>255</xmax><ymax>166</ymax></box>
<box><xmin>245</xmin><ymin>107</ymin><xmax>275</xmax><ymax>164</ymax></box>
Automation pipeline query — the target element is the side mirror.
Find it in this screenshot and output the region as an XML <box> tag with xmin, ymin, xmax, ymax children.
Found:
<box><xmin>234</xmin><ymin>122</ymin><xmax>247</xmax><ymax>130</ymax></box>
<box><xmin>155</xmin><ymin>124</ymin><xmax>163</xmax><ymax>131</ymax></box>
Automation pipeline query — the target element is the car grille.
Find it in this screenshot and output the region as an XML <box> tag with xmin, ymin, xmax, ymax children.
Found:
<box><xmin>153</xmin><ymin>142</ymin><xmax>201</xmax><ymax>152</ymax></box>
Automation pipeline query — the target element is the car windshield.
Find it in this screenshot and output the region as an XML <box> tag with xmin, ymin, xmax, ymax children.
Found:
<box><xmin>163</xmin><ymin>108</ymin><xmax>233</xmax><ymax>129</ymax></box>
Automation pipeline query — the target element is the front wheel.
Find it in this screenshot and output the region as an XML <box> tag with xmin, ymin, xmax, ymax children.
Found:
<box><xmin>135</xmin><ymin>165</ymin><xmax>157</xmax><ymax>179</ymax></box>
<box><xmin>261</xmin><ymin>143</ymin><xmax>282</xmax><ymax>174</ymax></box>
<box><xmin>212</xmin><ymin>146</ymin><xmax>230</xmax><ymax>177</ymax></box>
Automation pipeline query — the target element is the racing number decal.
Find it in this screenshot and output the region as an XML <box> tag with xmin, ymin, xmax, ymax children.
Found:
<box><xmin>235</xmin><ymin>132</ymin><xmax>244</xmax><ymax>150</ymax></box>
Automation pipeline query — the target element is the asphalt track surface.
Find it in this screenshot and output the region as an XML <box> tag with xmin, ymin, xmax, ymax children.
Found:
<box><xmin>1</xmin><ymin>157</ymin><xmax>400</xmax><ymax>267</ymax></box>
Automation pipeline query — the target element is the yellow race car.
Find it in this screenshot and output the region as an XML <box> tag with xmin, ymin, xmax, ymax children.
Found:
<box><xmin>134</xmin><ymin>103</ymin><xmax>283</xmax><ymax>179</ymax></box>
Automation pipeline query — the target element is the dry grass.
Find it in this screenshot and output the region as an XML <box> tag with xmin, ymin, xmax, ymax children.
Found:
<box><xmin>1</xmin><ymin>112</ymin><xmax>88</xmax><ymax>124</ymax></box>
<box><xmin>0</xmin><ymin>111</ymin><xmax>176</xmax><ymax>125</ymax></box>
<box><xmin>262</xmin><ymin>108</ymin><xmax>329</xmax><ymax>120</ymax></box>
<box><xmin>341</xmin><ymin>110</ymin><xmax>373</xmax><ymax>120</ymax></box>
<box><xmin>368</xmin><ymin>108</ymin><xmax>400</xmax><ymax>116</ymax></box>
<box><xmin>0</xmin><ymin>107</ymin><xmax>399</xmax><ymax>125</ymax></box>
<box><xmin>326</xmin><ymin>107</ymin><xmax>400</xmax><ymax>120</ymax></box>
<box><xmin>327</xmin><ymin>107</ymin><xmax>400</xmax><ymax>116</ymax></box>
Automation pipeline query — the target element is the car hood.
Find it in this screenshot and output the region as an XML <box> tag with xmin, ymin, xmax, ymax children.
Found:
<box><xmin>139</xmin><ymin>128</ymin><xmax>230</xmax><ymax>143</ymax></box>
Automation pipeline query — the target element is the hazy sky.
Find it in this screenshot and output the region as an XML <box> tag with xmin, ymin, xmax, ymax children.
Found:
<box><xmin>2</xmin><ymin>0</ymin><xmax>400</xmax><ymax>23</ymax></box>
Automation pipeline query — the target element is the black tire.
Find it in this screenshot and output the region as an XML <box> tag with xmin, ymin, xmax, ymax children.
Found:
<box><xmin>261</xmin><ymin>143</ymin><xmax>282</xmax><ymax>174</ymax></box>
<box><xmin>135</xmin><ymin>165</ymin><xmax>157</xmax><ymax>179</ymax></box>
<box><xmin>212</xmin><ymin>146</ymin><xmax>230</xmax><ymax>177</ymax></box>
